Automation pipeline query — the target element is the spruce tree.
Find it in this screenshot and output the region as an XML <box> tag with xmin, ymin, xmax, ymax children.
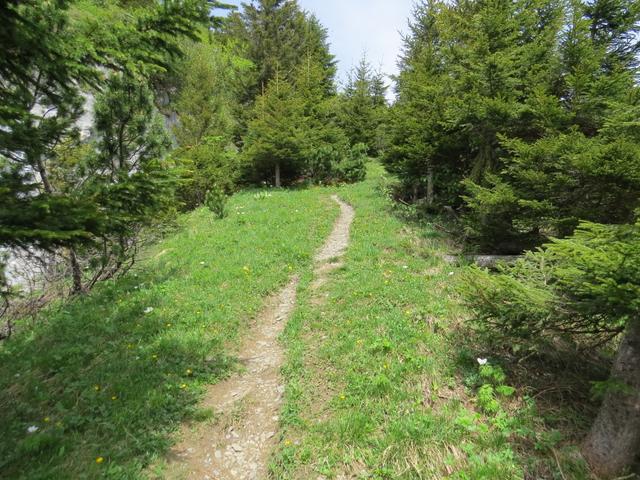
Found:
<box><xmin>243</xmin><ymin>56</ymin><xmax>360</xmax><ymax>186</ymax></box>
<box><xmin>228</xmin><ymin>0</ymin><xmax>336</xmax><ymax>104</ymax></box>
<box><xmin>243</xmin><ymin>73</ymin><xmax>306</xmax><ymax>186</ymax></box>
<box><xmin>461</xmin><ymin>220</ymin><xmax>640</xmax><ymax>476</ymax></box>
<box><xmin>0</xmin><ymin>0</ymin><xmax>218</xmax><ymax>294</ymax></box>
<box><xmin>462</xmin><ymin>0</ymin><xmax>640</xmax><ymax>250</ymax></box>
<box><xmin>170</xmin><ymin>36</ymin><xmax>250</xmax><ymax>209</ymax></box>
<box><xmin>387</xmin><ymin>0</ymin><xmax>638</xmax><ymax>250</ymax></box>
<box><xmin>339</xmin><ymin>55</ymin><xmax>388</xmax><ymax>157</ymax></box>
<box><xmin>384</xmin><ymin>0</ymin><xmax>463</xmax><ymax>207</ymax></box>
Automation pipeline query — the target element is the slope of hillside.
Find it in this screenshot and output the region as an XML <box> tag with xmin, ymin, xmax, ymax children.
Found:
<box><xmin>0</xmin><ymin>188</ymin><xmax>337</xmax><ymax>479</ymax></box>
<box><xmin>271</xmin><ymin>165</ymin><xmax>592</xmax><ymax>479</ymax></box>
<box><xmin>0</xmin><ymin>165</ymin><xmax>593</xmax><ymax>479</ymax></box>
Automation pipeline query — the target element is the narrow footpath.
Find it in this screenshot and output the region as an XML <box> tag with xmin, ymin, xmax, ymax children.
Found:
<box><xmin>164</xmin><ymin>195</ymin><xmax>355</xmax><ymax>480</ymax></box>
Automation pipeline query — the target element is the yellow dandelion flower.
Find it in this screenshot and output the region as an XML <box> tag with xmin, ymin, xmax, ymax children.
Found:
<box><xmin>111</xmin><ymin>396</ymin><xmax>118</xmax><ymax>401</ymax></box>
<box><xmin>180</xmin><ymin>383</ymin><xmax>187</xmax><ymax>389</ymax></box>
<box><xmin>166</xmin><ymin>323</ymin><xmax>172</xmax><ymax>327</ymax></box>
<box><xmin>96</xmin><ymin>457</ymin><xmax>104</xmax><ymax>464</ymax></box>
<box><xmin>43</xmin><ymin>417</ymin><xmax>50</xmax><ymax>423</ymax></box>
<box><xmin>284</xmin><ymin>439</ymin><xmax>292</xmax><ymax>446</ymax></box>
<box><xmin>339</xmin><ymin>394</ymin><xmax>346</xmax><ymax>401</ymax></box>
<box><xmin>186</xmin><ymin>369</ymin><xmax>193</xmax><ymax>376</ymax></box>
<box><xmin>152</xmin><ymin>354</ymin><xmax>158</xmax><ymax>360</ymax></box>
<box><xmin>94</xmin><ymin>385</ymin><xmax>100</xmax><ymax>391</ymax></box>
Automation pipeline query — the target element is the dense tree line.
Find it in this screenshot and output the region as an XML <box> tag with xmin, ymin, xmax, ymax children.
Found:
<box><xmin>338</xmin><ymin>55</ymin><xmax>388</xmax><ymax>157</ymax></box>
<box><xmin>387</xmin><ymin>0</ymin><xmax>639</xmax><ymax>251</ymax></box>
<box><xmin>229</xmin><ymin>0</ymin><xmax>381</xmax><ymax>186</ymax></box>
<box><xmin>386</xmin><ymin>0</ymin><xmax>639</xmax><ymax>475</ymax></box>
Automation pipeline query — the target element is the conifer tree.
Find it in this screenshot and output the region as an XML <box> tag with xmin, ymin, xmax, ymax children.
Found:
<box><xmin>461</xmin><ymin>220</ymin><xmax>640</xmax><ymax>476</ymax></box>
<box><xmin>462</xmin><ymin>0</ymin><xmax>640</xmax><ymax>250</ymax></box>
<box><xmin>243</xmin><ymin>73</ymin><xmax>306</xmax><ymax>186</ymax></box>
<box><xmin>228</xmin><ymin>0</ymin><xmax>336</xmax><ymax>104</ymax></box>
<box><xmin>339</xmin><ymin>55</ymin><xmax>388</xmax><ymax>157</ymax></box>
<box><xmin>0</xmin><ymin>0</ymin><xmax>219</xmax><ymax>295</ymax></box>
<box><xmin>384</xmin><ymin>0</ymin><xmax>462</xmax><ymax>206</ymax></box>
<box><xmin>386</xmin><ymin>0</ymin><xmax>639</xmax><ymax>249</ymax></box>
<box><xmin>170</xmin><ymin>36</ymin><xmax>251</xmax><ymax>209</ymax></box>
<box><xmin>243</xmin><ymin>56</ymin><xmax>362</xmax><ymax>186</ymax></box>
<box><xmin>238</xmin><ymin>4</ymin><xmax>347</xmax><ymax>185</ymax></box>
<box><xmin>79</xmin><ymin>74</ymin><xmax>172</xmax><ymax>289</ymax></box>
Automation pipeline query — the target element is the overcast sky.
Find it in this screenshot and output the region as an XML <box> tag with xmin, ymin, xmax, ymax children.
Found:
<box><xmin>223</xmin><ymin>1</ymin><xmax>416</xmax><ymax>96</ymax></box>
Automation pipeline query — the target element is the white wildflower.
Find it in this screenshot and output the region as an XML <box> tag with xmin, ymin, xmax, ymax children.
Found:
<box><xmin>144</xmin><ymin>307</ymin><xmax>154</xmax><ymax>314</ymax></box>
<box><xmin>27</xmin><ymin>425</ymin><xmax>39</xmax><ymax>434</ymax></box>
<box><xmin>448</xmin><ymin>271</ymin><xmax>455</xmax><ymax>276</ymax></box>
<box><xmin>477</xmin><ymin>358</ymin><xmax>488</xmax><ymax>366</ymax></box>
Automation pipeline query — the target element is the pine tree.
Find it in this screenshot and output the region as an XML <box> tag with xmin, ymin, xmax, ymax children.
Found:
<box><xmin>339</xmin><ymin>55</ymin><xmax>388</xmax><ymax>157</ymax></box>
<box><xmin>227</xmin><ymin>0</ymin><xmax>336</xmax><ymax>104</ymax></box>
<box><xmin>238</xmin><ymin>5</ymin><xmax>348</xmax><ymax>185</ymax></box>
<box><xmin>0</xmin><ymin>0</ymin><xmax>218</xmax><ymax>295</ymax></box>
<box><xmin>243</xmin><ymin>72</ymin><xmax>306</xmax><ymax>186</ymax></box>
<box><xmin>243</xmin><ymin>56</ymin><xmax>362</xmax><ymax>186</ymax></box>
<box><xmin>462</xmin><ymin>0</ymin><xmax>640</xmax><ymax>250</ymax></box>
<box><xmin>384</xmin><ymin>0</ymin><xmax>463</xmax><ymax>207</ymax></box>
<box><xmin>461</xmin><ymin>220</ymin><xmax>640</xmax><ymax>476</ymax></box>
<box><xmin>70</xmin><ymin>74</ymin><xmax>173</xmax><ymax>291</ymax></box>
<box><xmin>0</xmin><ymin>0</ymin><xmax>100</xmax><ymax>246</ymax></box>
<box><xmin>170</xmin><ymin>36</ymin><xmax>250</xmax><ymax>209</ymax></box>
<box><xmin>387</xmin><ymin>0</ymin><xmax>638</xmax><ymax>250</ymax></box>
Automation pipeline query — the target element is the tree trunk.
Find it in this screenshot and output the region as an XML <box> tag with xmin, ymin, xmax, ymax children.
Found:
<box><xmin>0</xmin><ymin>296</ymin><xmax>12</xmax><ymax>340</ymax></box>
<box><xmin>426</xmin><ymin>164</ymin><xmax>434</xmax><ymax>206</ymax></box>
<box><xmin>582</xmin><ymin>319</ymin><xmax>640</xmax><ymax>478</ymax></box>
<box><xmin>275</xmin><ymin>163</ymin><xmax>281</xmax><ymax>188</ymax></box>
<box><xmin>36</xmin><ymin>154</ymin><xmax>53</xmax><ymax>194</ymax></box>
<box><xmin>69</xmin><ymin>249</ymin><xmax>84</xmax><ymax>295</ymax></box>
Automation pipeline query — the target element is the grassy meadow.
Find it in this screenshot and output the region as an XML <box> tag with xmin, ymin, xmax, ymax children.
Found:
<box><xmin>270</xmin><ymin>165</ymin><xmax>593</xmax><ymax>479</ymax></box>
<box><xmin>0</xmin><ymin>188</ymin><xmax>337</xmax><ymax>479</ymax></box>
<box><xmin>0</xmin><ymin>165</ymin><xmax>596</xmax><ymax>479</ymax></box>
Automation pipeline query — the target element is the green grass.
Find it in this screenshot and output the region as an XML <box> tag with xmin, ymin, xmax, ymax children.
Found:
<box><xmin>0</xmin><ymin>188</ymin><xmax>338</xmax><ymax>479</ymax></box>
<box><xmin>0</xmin><ymin>164</ymin><xmax>595</xmax><ymax>479</ymax></box>
<box><xmin>271</xmin><ymin>164</ymin><xmax>592</xmax><ymax>479</ymax></box>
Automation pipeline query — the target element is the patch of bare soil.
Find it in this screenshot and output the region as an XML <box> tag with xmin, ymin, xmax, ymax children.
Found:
<box><xmin>311</xmin><ymin>195</ymin><xmax>355</xmax><ymax>297</ymax></box>
<box><xmin>161</xmin><ymin>195</ymin><xmax>355</xmax><ymax>480</ymax></box>
<box><xmin>162</xmin><ymin>277</ymin><xmax>298</xmax><ymax>480</ymax></box>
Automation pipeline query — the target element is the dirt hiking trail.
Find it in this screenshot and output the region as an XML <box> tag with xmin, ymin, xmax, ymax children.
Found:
<box><xmin>163</xmin><ymin>195</ymin><xmax>355</xmax><ymax>480</ymax></box>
